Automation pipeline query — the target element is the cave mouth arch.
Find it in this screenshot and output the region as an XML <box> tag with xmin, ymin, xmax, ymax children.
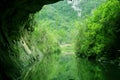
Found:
<box><xmin>0</xmin><ymin>0</ymin><xmax>61</xmax><ymax>80</ymax></box>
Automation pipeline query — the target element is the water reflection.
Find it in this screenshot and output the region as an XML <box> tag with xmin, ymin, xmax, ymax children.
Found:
<box><xmin>77</xmin><ymin>58</ymin><xmax>120</xmax><ymax>80</ymax></box>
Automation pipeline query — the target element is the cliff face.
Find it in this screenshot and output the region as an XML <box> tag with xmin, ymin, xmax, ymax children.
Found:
<box><xmin>0</xmin><ymin>0</ymin><xmax>60</xmax><ymax>41</ymax></box>
<box><xmin>0</xmin><ymin>0</ymin><xmax>60</xmax><ymax>80</ymax></box>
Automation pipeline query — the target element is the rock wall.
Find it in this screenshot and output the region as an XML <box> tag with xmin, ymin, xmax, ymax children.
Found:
<box><xmin>0</xmin><ymin>0</ymin><xmax>60</xmax><ymax>80</ymax></box>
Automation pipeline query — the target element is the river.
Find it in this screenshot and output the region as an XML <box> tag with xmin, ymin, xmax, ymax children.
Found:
<box><xmin>77</xmin><ymin>58</ymin><xmax>120</xmax><ymax>80</ymax></box>
<box><xmin>51</xmin><ymin>44</ymin><xmax>120</xmax><ymax>80</ymax></box>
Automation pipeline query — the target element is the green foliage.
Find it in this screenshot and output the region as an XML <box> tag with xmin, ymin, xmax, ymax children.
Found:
<box><xmin>34</xmin><ymin>1</ymin><xmax>79</xmax><ymax>44</ymax></box>
<box><xmin>20</xmin><ymin>20</ymin><xmax>61</xmax><ymax>79</ymax></box>
<box><xmin>32</xmin><ymin>24</ymin><xmax>61</xmax><ymax>55</ymax></box>
<box><xmin>76</xmin><ymin>0</ymin><xmax>120</xmax><ymax>60</ymax></box>
<box><xmin>0</xmin><ymin>14</ymin><xmax>61</xmax><ymax>80</ymax></box>
<box><xmin>34</xmin><ymin>0</ymin><xmax>105</xmax><ymax>44</ymax></box>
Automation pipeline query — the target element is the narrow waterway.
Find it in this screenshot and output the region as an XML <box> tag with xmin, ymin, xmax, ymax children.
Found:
<box><xmin>22</xmin><ymin>44</ymin><xmax>120</xmax><ymax>80</ymax></box>
<box><xmin>50</xmin><ymin>44</ymin><xmax>79</xmax><ymax>80</ymax></box>
<box><xmin>77</xmin><ymin>58</ymin><xmax>120</xmax><ymax>80</ymax></box>
<box><xmin>50</xmin><ymin>44</ymin><xmax>120</xmax><ymax>80</ymax></box>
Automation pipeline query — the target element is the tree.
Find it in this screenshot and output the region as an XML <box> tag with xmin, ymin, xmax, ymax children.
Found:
<box><xmin>76</xmin><ymin>0</ymin><xmax>120</xmax><ymax>61</ymax></box>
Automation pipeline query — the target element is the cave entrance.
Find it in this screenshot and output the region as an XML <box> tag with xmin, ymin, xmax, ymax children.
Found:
<box><xmin>27</xmin><ymin>0</ymin><xmax>108</xmax><ymax>80</ymax></box>
<box><xmin>0</xmin><ymin>0</ymin><xmax>110</xmax><ymax>80</ymax></box>
<box><xmin>22</xmin><ymin>0</ymin><xmax>120</xmax><ymax>80</ymax></box>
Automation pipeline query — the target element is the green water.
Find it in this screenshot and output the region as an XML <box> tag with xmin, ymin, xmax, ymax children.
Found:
<box><xmin>50</xmin><ymin>44</ymin><xmax>120</xmax><ymax>80</ymax></box>
<box><xmin>50</xmin><ymin>53</ymin><xmax>79</xmax><ymax>80</ymax></box>
<box><xmin>51</xmin><ymin>54</ymin><xmax>120</xmax><ymax>80</ymax></box>
<box><xmin>50</xmin><ymin>53</ymin><xmax>120</xmax><ymax>80</ymax></box>
<box><xmin>77</xmin><ymin>58</ymin><xmax>120</xmax><ymax>80</ymax></box>
<box><xmin>22</xmin><ymin>44</ymin><xmax>120</xmax><ymax>80</ymax></box>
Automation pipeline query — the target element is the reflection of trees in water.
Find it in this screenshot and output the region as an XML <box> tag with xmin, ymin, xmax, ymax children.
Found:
<box><xmin>77</xmin><ymin>58</ymin><xmax>120</xmax><ymax>80</ymax></box>
<box><xmin>77</xmin><ymin>58</ymin><xmax>104</xmax><ymax>80</ymax></box>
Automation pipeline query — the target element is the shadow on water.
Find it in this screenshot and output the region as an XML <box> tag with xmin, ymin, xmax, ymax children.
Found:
<box><xmin>77</xmin><ymin>58</ymin><xmax>120</xmax><ymax>80</ymax></box>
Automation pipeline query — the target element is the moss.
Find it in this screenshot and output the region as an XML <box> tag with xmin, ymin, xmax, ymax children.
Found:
<box><xmin>0</xmin><ymin>0</ymin><xmax>60</xmax><ymax>80</ymax></box>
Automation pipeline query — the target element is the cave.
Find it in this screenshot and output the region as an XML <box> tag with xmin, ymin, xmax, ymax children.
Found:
<box><xmin>0</xmin><ymin>0</ymin><xmax>61</xmax><ymax>80</ymax></box>
<box><xmin>1</xmin><ymin>0</ymin><xmax>120</xmax><ymax>80</ymax></box>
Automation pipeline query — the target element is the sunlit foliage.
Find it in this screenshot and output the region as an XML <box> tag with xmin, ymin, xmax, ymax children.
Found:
<box><xmin>76</xmin><ymin>0</ymin><xmax>120</xmax><ymax>61</ymax></box>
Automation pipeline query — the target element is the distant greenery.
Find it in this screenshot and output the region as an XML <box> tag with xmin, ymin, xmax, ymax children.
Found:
<box><xmin>76</xmin><ymin>0</ymin><xmax>120</xmax><ymax>62</ymax></box>
<box><xmin>34</xmin><ymin>0</ymin><xmax>104</xmax><ymax>44</ymax></box>
<box><xmin>34</xmin><ymin>1</ymin><xmax>77</xmax><ymax>44</ymax></box>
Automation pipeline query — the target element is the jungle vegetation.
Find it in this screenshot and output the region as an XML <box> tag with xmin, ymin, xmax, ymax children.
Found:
<box><xmin>75</xmin><ymin>0</ymin><xmax>120</xmax><ymax>63</ymax></box>
<box><xmin>0</xmin><ymin>0</ymin><xmax>120</xmax><ymax>80</ymax></box>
